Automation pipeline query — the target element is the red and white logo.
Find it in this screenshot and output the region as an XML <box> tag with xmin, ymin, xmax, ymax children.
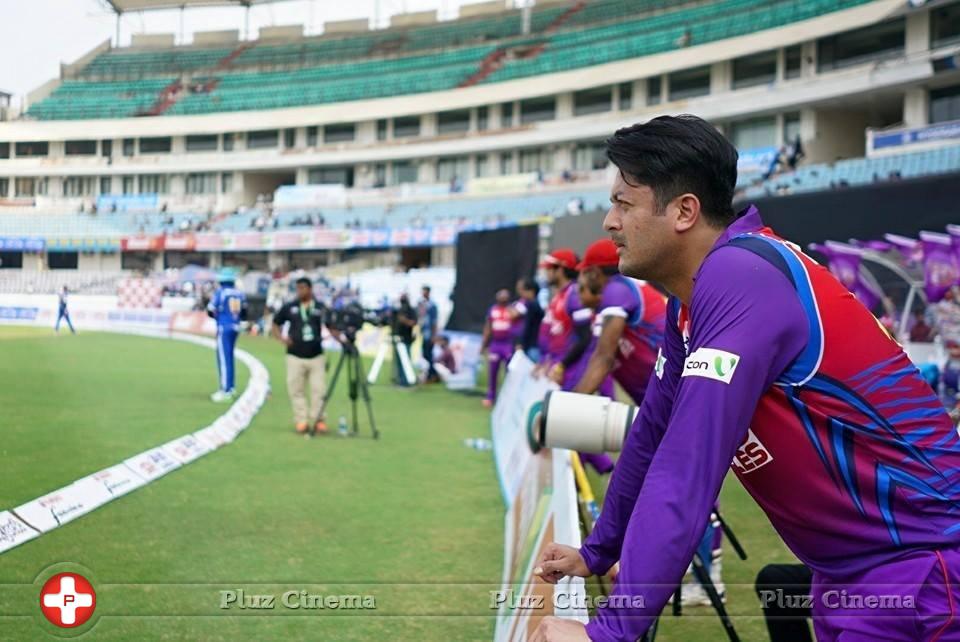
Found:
<box><xmin>731</xmin><ymin>429</ymin><xmax>774</xmax><ymax>474</ymax></box>
<box><xmin>39</xmin><ymin>573</ymin><xmax>96</xmax><ymax>628</ymax></box>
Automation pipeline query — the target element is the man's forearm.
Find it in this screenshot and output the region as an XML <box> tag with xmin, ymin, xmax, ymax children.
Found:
<box><xmin>572</xmin><ymin>351</ymin><xmax>616</xmax><ymax>394</ymax></box>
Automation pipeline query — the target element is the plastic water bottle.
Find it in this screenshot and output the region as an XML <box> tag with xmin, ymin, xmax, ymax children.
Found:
<box><xmin>464</xmin><ymin>438</ymin><xmax>493</xmax><ymax>451</ymax></box>
<box><xmin>338</xmin><ymin>416</ymin><xmax>349</xmax><ymax>437</ymax></box>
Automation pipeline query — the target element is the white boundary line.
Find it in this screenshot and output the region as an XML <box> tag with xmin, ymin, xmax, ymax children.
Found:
<box><xmin>0</xmin><ymin>329</ymin><xmax>270</xmax><ymax>555</ymax></box>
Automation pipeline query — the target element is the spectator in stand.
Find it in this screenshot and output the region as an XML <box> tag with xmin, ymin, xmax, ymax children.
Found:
<box><xmin>909</xmin><ymin>310</ymin><xmax>934</xmax><ymax>343</ymax></box>
<box><xmin>787</xmin><ymin>134</ymin><xmax>805</xmax><ymax>170</ymax></box>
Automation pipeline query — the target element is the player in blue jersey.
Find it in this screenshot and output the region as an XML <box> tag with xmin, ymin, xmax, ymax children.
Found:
<box><xmin>206</xmin><ymin>269</ymin><xmax>248</xmax><ymax>402</ymax></box>
<box><xmin>55</xmin><ymin>286</ymin><xmax>76</xmax><ymax>334</ymax></box>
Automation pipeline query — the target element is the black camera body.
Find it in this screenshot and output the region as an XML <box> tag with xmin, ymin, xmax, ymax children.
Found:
<box><xmin>327</xmin><ymin>302</ymin><xmax>391</xmax><ymax>343</ymax></box>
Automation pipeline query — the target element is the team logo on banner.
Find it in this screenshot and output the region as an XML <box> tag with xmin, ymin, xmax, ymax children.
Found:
<box><xmin>40</xmin><ymin>573</ymin><xmax>96</xmax><ymax>628</ymax></box>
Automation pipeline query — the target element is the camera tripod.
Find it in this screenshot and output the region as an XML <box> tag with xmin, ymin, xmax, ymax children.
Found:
<box><xmin>642</xmin><ymin>511</ymin><xmax>748</xmax><ymax>642</ymax></box>
<box><xmin>314</xmin><ymin>341</ymin><xmax>380</xmax><ymax>440</ymax></box>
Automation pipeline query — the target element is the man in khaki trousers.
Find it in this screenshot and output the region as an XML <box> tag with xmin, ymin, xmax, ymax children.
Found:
<box><xmin>271</xmin><ymin>277</ymin><xmax>342</xmax><ymax>435</ymax></box>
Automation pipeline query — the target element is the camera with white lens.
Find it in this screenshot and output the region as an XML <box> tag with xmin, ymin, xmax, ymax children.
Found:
<box><xmin>527</xmin><ymin>391</ymin><xmax>639</xmax><ymax>454</ymax></box>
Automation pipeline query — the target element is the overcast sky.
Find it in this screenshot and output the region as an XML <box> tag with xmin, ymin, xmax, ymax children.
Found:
<box><xmin>0</xmin><ymin>0</ymin><xmax>514</xmax><ymax>105</ymax></box>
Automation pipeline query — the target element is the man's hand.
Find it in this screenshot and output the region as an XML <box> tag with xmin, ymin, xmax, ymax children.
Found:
<box><xmin>547</xmin><ymin>363</ymin><xmax>565</xmax><ymax>385</ymax></box>
<box><xmin>283</xmin><ymin>336</ymin><xmax>294</xmax><ymax>348</ymax></box>
<box><xmin>533</xmin><ymin>543</ymin><xmax>591</xmax><ymax>584</ymax></box>
<box><xmin>530</xmin><ymin>616</ymin><xmax>589</xmax><ymax>642</ymax></box>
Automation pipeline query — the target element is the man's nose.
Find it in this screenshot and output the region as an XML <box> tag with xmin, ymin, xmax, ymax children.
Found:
<box><xmin>602</xmin><ymin>207</ymin><xmax>619</xmax><ymax>232</ymax></box>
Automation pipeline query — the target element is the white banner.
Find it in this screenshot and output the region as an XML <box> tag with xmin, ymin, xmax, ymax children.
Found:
<box><xmin>494</xmin><ymin>450</ymin><xmax>589</xmax><ymax>641</ymax></box>
<box><xmin>14</xmin><ymin>483</ymin><xmax>98</xmax><ymax>532</ymax></box>
<box><xmin>81</xmin><ymin>464</ymin><xmax>146</xmax><ymax>500</ymax></box>
<box><xmin>491</xmin><ymin>352</ymin><xmax>557</xmax><ymax>506</ymax></box>
<box><xmin>0</xmin><ymin>322</ymin><xmax>271</xmax><ymax>556</ymax></box>
<box><xmin>490</xmin><ymin>352</ymin><xmax>587</xmax><ymax>641</ymax></box>
<box><xmin>0</xmin><ymin>511</ymin><xmax>40</xmax><ymax>554</ymax></box>
<box><xmin>124</xmin><ymin>447</ymin><xmax>181</xmax><ymax>482</ymax></box>
<box><xmin>161</xmin><ymin>434</ymin><xmax>212</xmax><ymax>465</ymax></box>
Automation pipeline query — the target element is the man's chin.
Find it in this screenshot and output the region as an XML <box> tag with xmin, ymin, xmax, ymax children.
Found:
<box><xmin>617</xmin><ymin>257</ymin><xmax>641</xmax><ymax>278</ymax></box>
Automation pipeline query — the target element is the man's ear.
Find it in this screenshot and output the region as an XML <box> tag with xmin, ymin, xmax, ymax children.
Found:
<box><xmin>673</xmin><ymin>194</ymin><xmax>701</xmax><ymax>233</ymax></box>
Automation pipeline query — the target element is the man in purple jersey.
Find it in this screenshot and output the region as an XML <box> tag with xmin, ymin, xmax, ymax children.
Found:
<box><xmin>531</xmin><ymin>115</ymin><xmax>960</xmax><ymax>642</ymax></box>
<box><xmin>482</xmin><ymin>288</ymin><xmax>520</xmax><ymax>407</ymax></box>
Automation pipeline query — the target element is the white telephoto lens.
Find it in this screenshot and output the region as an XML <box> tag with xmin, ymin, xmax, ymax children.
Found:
<box><xmin>539</xmin><ymin>391</ymin><xmax>639</xmax><ymax>453</ymax></box>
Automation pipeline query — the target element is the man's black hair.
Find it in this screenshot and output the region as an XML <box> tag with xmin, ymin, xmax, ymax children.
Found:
<box><xmin>295</xmin><ymin>277</ymin><xmax>312</xmax><ymax>288</ymax></box>
<box><xmin>519</xmin><ymin>277</ymin><xmax>539</xmax><ymax>295</ymax></box>
<box><xmin>562</xmin><ymin>267</ymin><xmax>578</xmax><ymax>281</ymax></box>
<box><xmin>605</xmin><ymin>114</ymin><xmax>738</xmax><ymax>227</ymax></box>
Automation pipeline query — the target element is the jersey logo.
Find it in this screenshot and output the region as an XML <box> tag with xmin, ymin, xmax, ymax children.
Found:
<box><xmin>682</xmin><ymin>347</ymin><xmax>740</xmax><ymax>384</ymax></box>
<box><xmin>731</xmin><ymin>429</ymin><xmax>773</xmax><ymax>474</ymax></box>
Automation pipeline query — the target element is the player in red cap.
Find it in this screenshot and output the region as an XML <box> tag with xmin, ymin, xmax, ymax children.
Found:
<box><xmin>569</xmin><ymin>239</ymin><xmax>666</xmax><ymax>406</ymax></box>
<box><xmin>537</xmin><ymin>249</ymin><xmax>580</xmax><ymax>373</ymax></box>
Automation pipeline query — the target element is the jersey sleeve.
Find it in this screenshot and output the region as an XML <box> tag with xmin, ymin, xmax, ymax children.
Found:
<box><xmin>584</xmin><ymin>247</ymin><xmax>810</xmax><ymax>642</ymax></box>
<box><xmin>579</xmin><ymin>298</ymin><xmax>684</xmax><ymax>576</ymax></box>
<box><xmin>272</xmin><ymin>303</ymin><xmax>288</xmax><ymax>326</ymax></box>
<box><xmin>597</xmin><ymin>277</ymin><xmax>640</xmax><ymax>323</ymax></box>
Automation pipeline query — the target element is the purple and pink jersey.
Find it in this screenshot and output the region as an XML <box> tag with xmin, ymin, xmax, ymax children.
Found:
<box><xmin>581</xmin><ymin>207</ymin><xmax>960</xmax><ymax>641</ymax></box>
<box><xmin>539</xmin><ymin>281</ymin><xmax>576</xmax><ymax>362</ymax></box>
<box><xmin>585</xmin><ymin>275</ymin><xmax>665</xmax><ymax>405</ymax></box>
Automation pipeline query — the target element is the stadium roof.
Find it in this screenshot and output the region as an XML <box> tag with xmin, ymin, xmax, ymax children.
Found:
<box><xmin>103</xmin><ymin>0</ymin><xmax>287</xmax><ymax>13</ymax></box>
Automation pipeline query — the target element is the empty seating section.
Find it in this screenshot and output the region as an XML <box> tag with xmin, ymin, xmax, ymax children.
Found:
<box><xmin>80</xmin><ymin>47</ymin><xmax>234</xmax><ymax>79</ymax></box>
<box><xmin>166</xmin><ymin>45</ymin><xmax>495</xmax><ymax>115</ymax></box>
<box><xmin>28</xmin><ymin>0</ymin><xmax>871</xmax><ymax>120</ymax></box>
<box><xmin>485</xmin><ymin>0</ymin><xmax>871</xmax><ymax>83</ymax></box>
<box><xmin>0</xmin><ymin>271</ymin><xmax>132</xmax><ymax>295</ymax></box>
<box><xmin>741</xmin><ymin>145</ymin><xmax>960</xmax><ymax>197</ymax></box>
<box><xmin>233</xmin><ymin>187</ymin><xmax>612</xmax><ymax>230</ymax></box>
<box><xmin>6</xmin><ymin>144</ymin><xmax>960</xmax><ymax>238</ymax></box>
<box><xmin>27</xmin><ymin>78</ymin><xmax>174</xmax><ymax>120</ymax></box>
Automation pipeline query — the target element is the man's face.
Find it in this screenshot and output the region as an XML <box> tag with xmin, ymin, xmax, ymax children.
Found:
<box><xmin>422</xmin><ymin>288</ymin><xmax>430</xmax><ymax>300</ymax></box>
<box><xmin>603</xmin><ymin>171</ymin><xmax>675</xmax><ymax>281</ymax></box>
<box><xmin>295</xmin><ymin>283</ymin><xmax>312</xmax><ymax>301</ymax></box>
<box><xmin>544</xmin><ymin>265</ymin><xmax>560</xmax><ymax>287</ymax></box>
<box><xmin>577</xmin><ymin>272</ymin><xmax>602</xmax><ymax>309</ymax></box>
<box><xmin>496</xmin><ymin>289</ymin><xmax>510</xmax><ymax>305</ymax></box>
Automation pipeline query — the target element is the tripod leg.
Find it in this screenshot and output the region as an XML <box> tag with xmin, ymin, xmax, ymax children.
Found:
<box><xmin>690</xmin><ymin>553</ymin><xmax>740</xmax><ymax>642</ymax></box>
<box><xmin>349</xmin><ymin>353</ymin><xmax>360</xmax><ymax>436</ymax></box>
<box><xmin>314</xmin><ymin>350</ymin><xmax>347</xmax><ymax>435</ymax></box>
<box><xmin>641</xmin><ymin>617</ymin><xmax>659</xmax><ymax>642</ymax></box>
<box><xmin>357</xmin><ymin>357</ymin><xmax>380</xmax><ymax>439</ymax></box>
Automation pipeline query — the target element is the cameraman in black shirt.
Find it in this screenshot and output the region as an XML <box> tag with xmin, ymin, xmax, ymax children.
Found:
<box><xmin>271</xmin><ymin>277</ymin><xmax>343</xmax><ymax>435</ymax></box>
<box><xmin>392</xmin><ymin>293</ymin><xmax>417</xmax><ymax>384</ymax></box>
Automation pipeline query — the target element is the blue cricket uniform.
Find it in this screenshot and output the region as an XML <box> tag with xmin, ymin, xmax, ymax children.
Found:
<box><xmin>56</xmin><ymin>291</ymin><xmax>76</xmax><ymax>334</ymax></box>
<box><xmin>207</xmin><ymin>285</ymin><xmax>247</xmax><ymax>392</ymax></box>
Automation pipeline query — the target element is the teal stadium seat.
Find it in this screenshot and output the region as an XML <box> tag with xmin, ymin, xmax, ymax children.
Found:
<box><xmin>27</xmin><ymin>0</ymin><xmax>873</xmax><ymax>120</ymax></box>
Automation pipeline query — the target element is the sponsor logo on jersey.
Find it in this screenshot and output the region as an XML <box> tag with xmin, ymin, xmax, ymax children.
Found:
<box><xmin>682</xmin><ymin>347</ymin><xmax>740</xmax><ymax>384</ymax></box>
<box><xmin>731</xmin><ymin>429</ymin><xmax>774</xmax><ymax>474</ymax></box>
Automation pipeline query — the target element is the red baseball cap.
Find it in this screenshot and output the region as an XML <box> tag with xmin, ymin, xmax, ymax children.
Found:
<box><xmin>577</xmin><ymin>239</ymin><xmax>620</xmax><ymax>270</ymax></box>
<box><xmin>540</xmin><ymin>248</ymin><xmax>579</xmax><ymax>270</ymax></box>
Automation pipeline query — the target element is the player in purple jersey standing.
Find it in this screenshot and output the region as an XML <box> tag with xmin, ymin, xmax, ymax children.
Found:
<box><xmin>482</xmin><ymin>288</ymin><xmax>520</xmax><ymax>407</ymax></box>
<box><xmin>531</xmin><ymin>115</ymin><xmax>960</xmax><ymax>642</ymax></box>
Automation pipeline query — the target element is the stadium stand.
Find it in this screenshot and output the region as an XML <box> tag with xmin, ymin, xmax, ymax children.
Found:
<box><xmin>27</xmin><ymin>0</ymin><xmax>872</xmax><ymax>120</ymax></box>
<box><xmin>0</xmin><ymin>270</ymin><xmax>130</xmax><ymax>295</ymax></box>
<box><xmin>742</xmin><ymin>144</ymin><xmax>960</xmax><ymax>197</ymax></box>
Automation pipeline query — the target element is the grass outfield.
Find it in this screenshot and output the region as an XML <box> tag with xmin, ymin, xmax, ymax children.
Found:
<box><xmin>0</xmin><ymin>327</ymin><xmax>796</xmax><ymax>641</ymax></box>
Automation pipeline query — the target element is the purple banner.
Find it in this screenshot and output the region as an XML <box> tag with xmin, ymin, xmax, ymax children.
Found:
<box><xmin>812</xmin><ymin>242</ymin><xmax>882</xmax><ymax>310</ymax></box>
<box><xmin>920</xmin><ymin>231</ymin><xmax>960</xmax><ymax>302</ymax></box>
<box><xmin>884</xmin><ymin>234</ymin><xmax>923</xmax><ymax>267</ymax></box>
